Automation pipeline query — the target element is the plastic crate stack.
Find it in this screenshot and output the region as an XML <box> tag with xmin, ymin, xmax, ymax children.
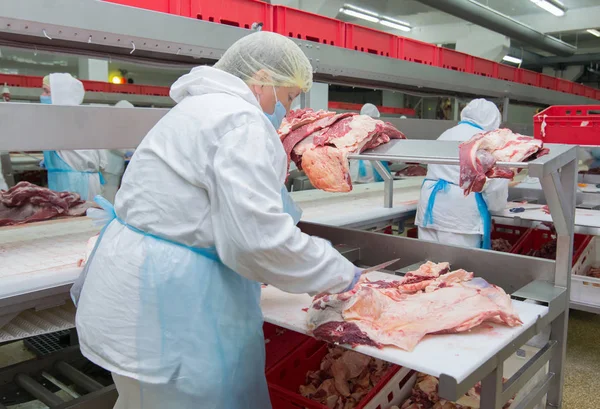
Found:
<box><xmin>101</xmin><ymin>0</ymin><xmax>600</xmax><ymax>101</ymax></box>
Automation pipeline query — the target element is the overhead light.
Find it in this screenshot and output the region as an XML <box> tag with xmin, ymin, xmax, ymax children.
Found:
<box><xmin>340</xmin><ymin>8</ymin><xmax>380</xmax><ymax>23</ymax></box>
<box><xmin>502</xmin><ymin>55</ymin><xmax>523</xmax><ymax>64</ymax></box>
<box><xmin>340</xmin><ymin>4</ymin><xmax>412</xmax><ymax>32</ymax></box>
<box><xmin>380</xmin><ymin>19</ymin><xmax>411</xmax><ymax>32</ymax></box>
<box><xmin>529</xmin><ymin>0</ymin><xmax>566</xmax><ymax>17</ymax></box>
<box><xmin>587</xmin><ymin>29</ymin><xmax>600</xmax><ymax>37</ymax></box>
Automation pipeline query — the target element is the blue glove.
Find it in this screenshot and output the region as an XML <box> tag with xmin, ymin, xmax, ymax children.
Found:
<box><xmin>124</xmin><ymin>151</ymin><xmax>134</xmax><ymax>159</ymax></box>
<box><xmin>341</xmin><ymin>267</ymin><xmax>362</xmax><ymax>293</ymax></box>
<box><xmin>39</xmin><ymin>159</ymin><xmax>45</xmax><ymax>169</ymax></box>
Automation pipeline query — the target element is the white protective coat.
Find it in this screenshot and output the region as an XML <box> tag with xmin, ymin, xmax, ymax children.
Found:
<box><xmin>75</xmin><ymin>66</ymin><xmax>355</xmax><ymax>381</ymax></box>
<box><xmin>49</xmin><ymin>73</ymin><xmax>107</xmax><ymax>200</ymax></box>
<box><xmin>415</xmin><ymin>100</ymin><xmax>508</xmax><ymax>239</ymax></box>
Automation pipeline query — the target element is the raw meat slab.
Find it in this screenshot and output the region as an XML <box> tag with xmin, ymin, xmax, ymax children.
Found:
<box><xmin>261</xmin><ymin>271</ymin><xmax>548</xmax><ymax>383</ymax></box>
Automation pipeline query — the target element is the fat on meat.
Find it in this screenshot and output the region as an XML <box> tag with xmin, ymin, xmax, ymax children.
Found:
<box><xmin>0</xmin><ymin>182</ymin><xmax>94</xmax><ymax>227</ymax></box>
<box><xmin>279</xmin><ymin>108</ymin><xmax>406</xmax><ymax>192</ymax></box>
<box><xmin>459</xmin><ymin>129</ymin><xmax>549</xmax><ymax>195</ymax></box>
<box><xmin>307</xmin><ymin>262</ymin><xmax>521</xmax><ymax>351</ymax></box>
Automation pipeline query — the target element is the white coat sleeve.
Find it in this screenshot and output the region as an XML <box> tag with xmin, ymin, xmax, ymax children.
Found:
<box><xmin>210</xmin><ymin>122</ymin><xmax>356</xmax><ymax>295</ymax></box>
<box><xmin>482</xmin><ymin>178</ymin><xmax>509</xmax><ymax>213</ymax></box>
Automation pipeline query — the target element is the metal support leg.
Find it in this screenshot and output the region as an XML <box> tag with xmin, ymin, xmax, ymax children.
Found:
<box><xmin>372</xmin><ymin>161</ymin><xmax>393</xmax><ymax>208</ymax></box>
<box><xmin>502</xmin><ymin>97</ymin><xmax>510</xmax><ymax>124</ymax></box>
<box><xmin>480</xmin><ymin>363</ymin><xmax>503</xmax><ymax>409</ymax></box>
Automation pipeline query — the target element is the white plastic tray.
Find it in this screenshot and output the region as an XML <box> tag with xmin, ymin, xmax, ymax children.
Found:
<box><xmin>260</xmin><ymin>272</ymin><xmax>548</xmax><ymax>384</ymax></box>
<box><xmin>494</xmin><ymin>201</ymin><xmax>600</xmax><ymax>230</ymax></box>
<box><xmin>0</xmin><ymin>218</ymin><xmax>99</xmax><ymax>299</ymax></box>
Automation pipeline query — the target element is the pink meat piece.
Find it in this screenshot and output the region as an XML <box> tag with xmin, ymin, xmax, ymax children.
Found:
<box><xmin>279</xmin><ymin>108</ymin><xmax>406</xmax><ymax>192</ymax></box>
<box><xmin>459</xmin><ymin>129</ymin><xmax>548</xmax><ymax>195</ymax></box>
<box><xmin>300</xmin><ymin>115</ymin><xmax>406</xmax><ymax>192</ymax></box>
<box><xmin>307</xmin><ymin>262</ymin><xmax>521</xmax><ymax>351</ymax></box>
<box><xmin>278</xmin><ymin>108</ymin><xmax>334</xmax><ymax>141</ymax></box>
<box><xmin>0</xmin><ymin>181</ymin><xmax>90</xmax><ymax>227</ymax></box>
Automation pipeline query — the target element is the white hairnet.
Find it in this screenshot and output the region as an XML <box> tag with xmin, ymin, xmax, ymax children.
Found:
<box><xmin>115</xmin><ymin>100</ymin><xmax>134</xmax><ymax>108</ymax></box>
<box><xmin>360</xmin><ymin>103</ymin><xmax>380</xmax><ymax>118</ymax></box>
<box><xmin>49</xmin><ymin>73</ymin><xmax>85</xmax><ymax>106</ymax></box>
<box><xmin>214</xmin><ymin>31</ymin><xmax>313</xmax><ymax>92</ymax></box>
<box><xmin>460</xmin><ymin>98</ymin><xmax>501</xmax><ymax>132</ymax></box>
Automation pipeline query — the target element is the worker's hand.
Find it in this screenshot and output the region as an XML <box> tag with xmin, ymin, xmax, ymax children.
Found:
<box><xmin>508</xmin><ymin>180</ymin><xmax>520</xmax><ymax>188</ymax></box>
<box><xmin>124</xmin><ymin>151</ymin><xmax>134</xmax><ymax>159</ymax></box>
<box><xmin>339</xmin><ymin>267</ymin><xmax>363</xmax><ymax>293</ymax></box>
<box><xmin>39</xmin><ymin>160</ymin><xmax>45</xmax><ymax>169</ymax></box>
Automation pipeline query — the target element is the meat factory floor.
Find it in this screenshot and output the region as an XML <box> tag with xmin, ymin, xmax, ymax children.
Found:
<box><xmin>0</xmin><ymin>310</ymin><xmax>598</xmax><ymax>408</ymax></box>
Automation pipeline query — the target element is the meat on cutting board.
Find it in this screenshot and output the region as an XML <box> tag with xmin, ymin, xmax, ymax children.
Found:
<box><xmin>307</xmin><ymin>261</ymin><xmax>521</xmax><ymax>351</ymax></box>
<box><xmin>0</xmin><ymin>182</ymin><xmax>95</xmax><ymax>227</ymax></box>
<box><xmin>279</xmin><ymin>108</ymin><xmax>406</xmax><ymax>192</ymax></box>
<box><xmin>459</xmin><ymin>129</ymin><xmax>549</xmax><ymax>195</ymax></box>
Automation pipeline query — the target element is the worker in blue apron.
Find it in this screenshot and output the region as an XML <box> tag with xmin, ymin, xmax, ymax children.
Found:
<box><xmin>40</xmin><ymin>73</ymin><xmax>106</xmax><ymax>200</ymax></box>
<box><xmin>73</xmin><ymin>32</ymin><xmax>360</xmax><ymax>409</ymax></box>
<box><xmin>350</xmin><ymin>103</ymin><xmax>391</xmax><ymax>183</ymax></box>
<box><xmin>415</xmin><ymin>99</ymin><xmax>509</xmax><ymax>248</ymax></box>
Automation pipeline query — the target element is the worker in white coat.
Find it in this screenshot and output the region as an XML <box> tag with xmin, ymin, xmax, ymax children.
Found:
<box><xmin>350</xmin><ymin>103</ymin><xmax>391</xmax><ymax>183</ymax></box>
<box><xmin>415</xmin><ymin>99</ymin><xmax>508</xmax><ymax>248</ymax></box>
<box><xmin>73</xmin><ymin>32</ymin><xmax>359</xmax><ymax>409</ymax></box>
<box><xmin>100</xmin><ymin>100</ymin><xmax>133</xmax><ymax>203</ymax></box>
<box><xmin>41</xmin><ymin>73</ymin><xmax>106</xmax><ymax>200</ymax></box>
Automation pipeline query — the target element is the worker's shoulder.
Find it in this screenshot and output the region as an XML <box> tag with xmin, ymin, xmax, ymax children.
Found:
<box><xmin>172</xmin><ymin>94</ymin><xmax>267</xmax><ymax>134</ymax></box>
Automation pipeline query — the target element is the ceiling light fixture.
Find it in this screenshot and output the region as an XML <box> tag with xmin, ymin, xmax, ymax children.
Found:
<box><xmin>587</xmin><ymin>29</ymin><xmax>600</xmax><ymax>37</ymax></box>
<box><xmin>340</xmin><ymin>4</ymin><xmax>412</xmax><ymax>31</ymax></box>
<box><xmin>502</xmin><ymin>55</ymin><xmax>523</xmax><ymax>64</ymax></box>
<box><xmin>529</xmin><ymin>0</ymin><xmax>566</xmax><ymax>17</ymax></box>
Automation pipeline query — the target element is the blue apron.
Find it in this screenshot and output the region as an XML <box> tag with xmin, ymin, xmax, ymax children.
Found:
<box><xmin>72</xmin><ymin>187</ymin><xmax>302</xmax><ymax>409</ymax></box>
<box><xmin>422</xmin><ymin>179</ymin><xmax>492</xmax><ymax>249</ymax></box>
<box><xmin>358</xmin><ymin>160</ymin><xmax>390</xmax><ymax>182</ymax></box>
<box><xmin>43</xmin><ymin>151</ymin><xmax>104</xmax><ymax>199</ymax></box>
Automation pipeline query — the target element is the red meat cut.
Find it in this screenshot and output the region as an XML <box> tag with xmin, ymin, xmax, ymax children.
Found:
<box><xmin>459</xmin><ymin>128</ymin><xmax>549</xmax><ymax>195</ymax></box>
<box><xmin>0</xmin><ymin>182</ymin><xmax>94</xmax><ymax>227</ymax></box>
<box><xmin>280</xmin><ymin>108</ymin><xmax>406</xmax><ymax>192</ymax></box>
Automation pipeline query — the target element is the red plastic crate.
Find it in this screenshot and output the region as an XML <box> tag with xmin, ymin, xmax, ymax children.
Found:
<box><xmin>328</xmin><ymin>101</ymin><xmax>415</xmax><ymax>116</ymax></box>
<box><xmin>273</xmin><ymin>6</ymin><xmax>344</xmax><ymax>46</ymax></box>
<box><xmin>264</xmin><ymin>323</ymin><xmax>311</xmax><ymax>371</ymax></box>
<box><xmin>398</xmin><ymin>37</ymin><xmax>437</xmax><ymax>66</ymax></box>
<box><xmin>267</xmin><ymin>338</ymin><xmax>401</xmax><ymax>409</ymax></box>
<box><xmin>25</xmin><ymin>76</ymin><xmax>43</xmax><ymax>88</ymax></box>
<box><xmin>438</xmin><ymin>48</ymin><xmax>470</xmax><ymax>72</ymax></box>
<box><xmin>345</xmin><ymin>24</ymin><xmax>397</xmax><ymax>58</ymax></box>
<box><xmin>471</xmin><ymin>57</ymin><xmax>496</xmax><ymax>78</ymax></box>
<box><xmin>270</xmin><ymin>387</ymin><xmax>310</xmax><ymax>409</ymax></box>
<box><xmin>82</xmin><ymin>80</ymin><xmax>110</xmax><ymax>93</ymax></box>
<box><xmin>556</xmin><ymin>79</ymin><xmax>573</xmax><ymax>94</ymax></box>
<box><xmin>517</xmin><ymin>69</ymin><xmax>540</xmax><ymax>87</ymax></box>
<box><xmin>511</xmin><ymin>228</ymin><xmax>592</xmax><ymax>266</ymax></box>
<box><xmin>533</xmin><ymin>105</ymin><xmax>600</xmax><ymax>144</ymax></box>
<box><xmin>109</xmin><ymin>83</ymin><xmax>142</xmax><ymax>94</ymax></box>
<box><xmin>0</xmin><ymin>74</ymin><xmax>27</xmax><ymax>87</ymax></box>
<box><xmin>496</xmin><ymin>64</ymin><xmax>518</xmax><ymax>82</ymax></box>
<box><xmin>140</xmin><ymin>85</ymin><xmax>170</xmax><ymax>96</ymax></box>
<box><xmin>103</xmin><ymin>0</ymin><xmax>188</xmax><ymax>14</ymax></box>
<box><xmin>192</xmin><ymin>0</ymin><xmax>272</xmax><ymax>30</ymax></box>
<box><xmin>585</xmin><ymin>87</ymin><xmax>596</xmax><ymax>99</ymax></box>
<box><xmin>539</xmin><ymin>74</ymin><xmax>558</xmax><ymax>91</ymax></box>
<box><xmin>407</xmin><ymin>224</ymin><xmax>529</xmax><ymax>252</ymax></box>
<box><xmin>572</xmin><ymin>83</ymin><xmax>586</xmax><ymax>96</ymax></box>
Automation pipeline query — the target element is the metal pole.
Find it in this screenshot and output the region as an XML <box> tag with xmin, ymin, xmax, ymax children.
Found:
<box><xmin>55</xmin><ymin>361</ymin><xmax>103</xmax><ymax>393</ymax></box>
<box><xmin>14</xmin><ymin>373</ymin><xmax>64</xmax><ymax>407</ymax></box>
<box><xmin>502</xmin><ymin>97</ymin><xmax>510</xmax><ymax>124</ymax></box>
<box><xmin>372</xmin><ymin>161</ymin><xmax>394</xmax><ymax>208</ymax></box>
<box><xmin>546</xmin><ymin>158</ymin><xmax>577</xmax><ymax>408</ymax></box>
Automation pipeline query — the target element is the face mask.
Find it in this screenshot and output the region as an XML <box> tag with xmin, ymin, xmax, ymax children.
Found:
<box><xmin>40</xmin><ymin>95</ymin><xmax>52</xmax><ymax>104</ymax></box>
<box><xmin>263</xmin><ymin>86</ymin><xmax>286</xmax><ymax>130</ymax></box>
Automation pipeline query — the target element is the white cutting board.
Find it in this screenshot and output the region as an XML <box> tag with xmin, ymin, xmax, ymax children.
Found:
<box><xmin>292</xmin><ymin>179</ymin><xmax>422</xmax><ymax>226</ymax></box>
<box><xmin>494</xmin><ymin>202</ymin><xmax>600</xmax><ymax>229</ymax></box>
<box><xmin>261</xmin><ymin>271</ymin><xmax>548</xmax><ymax>383</ymax></box>
<box><xmin>0</xmin><ymin>218</ymin><xmax>100</xmax><ymax>298</ymax></box>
